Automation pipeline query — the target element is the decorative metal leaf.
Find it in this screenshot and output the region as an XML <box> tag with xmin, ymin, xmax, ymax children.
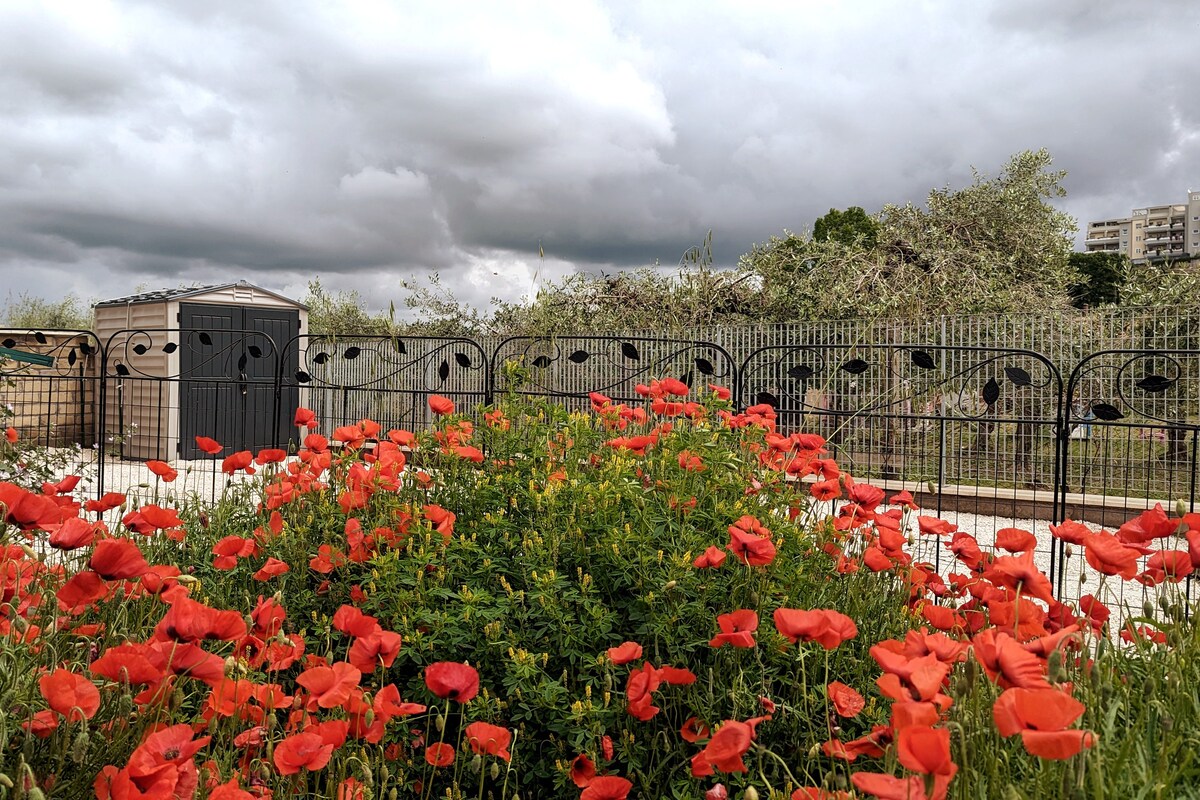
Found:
<box><xmin>438</xmin><ymin>360</ymin><xmax>450</xmax><ymax>382</ymax></box>
<box><xmin>79</xmin><ymin>342</ymin><xmax>93</xmax><ymax>355</ymax></box>
<box><xmin>392</xmin><ymin>338</ymin><xmax>407</xmax><ymax>354</ymax></box>
<box><xmin>162</xmin><ymin>342</ymin><xmax>178</xmax><ymax>354</ymax></box>
<box><xmin>67</xmin><ymin>348</ymin><xmax>77</xmax><ymax>366</ymax></box>
<box><xmin>313</xmin><ymin>352</ymin><xmax>330</xmax><ymax>365</ymax></box>
<box><xmin>755</xmin><ymin>391</ymin><xmax>780</xmax><ymax>408</ymax></box>
<box><xmin>197</xmin><ymin>332</ymin><xmax>213</xmax><ymax>346</ymax></box>
<box><xmin>567</xmin><ymin>350</ymin><xmax>590</xmax><ymax>363</ymax></box>
<box><xmin>982</xmin><ymin>377</ymin><xmax>1001</xmax><ymax>407</ymax></box>
<box><xmin>1</xmin><ymin>338</ymin><xmax>14</xmax><ymax>349</ymax></box>
<box><xmin>454</xmin><ymin>352</ymin><xmax>472</xmax><ymax>368</ymax></box>
<box><xmin>295</xmin><ymin>370</ymin><xmax>311</xmax><ymax>384</ymax></box>
<box><xmin>681</xmin><ymin>370</ymin><xmax>694</xmax><ymax>388</ymax></box>
<box><xmin>840</xmin><ymin>358</ymin><xmax>870</xmax><ymax>375</ymax></box>
<box><xmin>620</xmin><ymin>342</ymin><xmax>640</xmax><ymax>361</ymax></box>
<box><xmin>237</xmin><ymin>353</ymin><xmax>248</xmax><ymax>372</ymax></box>
<box><xmin>910</xmin><ymin>350</ymin><xmax>936</xmax><ymax>369</ymax></box>
<box><xmin>115</xmin><ymin>363</ymin><xmax>129</xmax><ymax>377</ymax></box>
<box><xmin>1090</xmin><ymin>402</ymin><xmax>1124</xmax><ymax>421</ymax></box>
<box><xmin>1135</xmin><ymin>374</ymin><xmax>1173</xmax><ymax>393</ymax></box>
<box><xmin>132</xmin><ymin>344</ymin><xmax>148</xmax><ymax>355</ymax></box>
<box><xmin>694</xmin><ymin>357</ymin><xmax>715</xmax><ymax>375</ymax></box>
<box><xmin>33</xmin><ymin>332</ymin><xmax>46</xmax><ymax>344</ymax></box>
<box><xmin>1004</xmin><ymin>366</ymin><xmax>1032</xmax><ymax>387</ymax></box>
<box><xmin>787</xmin><ymin>364</ymin><xmax>814</xmax><ymax>380</ymax></box>
<box><xmin>247</xmin><ymin>345</ymin><xmax>264</xmax><ymax>358</ymax></box>
<box><xmin>532</xmin><ymin>355</ymin><xmax>552</xmax><ymax>368</ymax></box>
<box><xmin>343</xmin><ymin>347</ymin><xmax>362</xmax><ymax>360</ymax></box>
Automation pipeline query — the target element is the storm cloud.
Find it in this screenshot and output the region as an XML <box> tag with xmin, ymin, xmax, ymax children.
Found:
<box><xmin>1</xmin><ymin>0</ymin><xmax>1197</xmax><ymax>313</ymax></box>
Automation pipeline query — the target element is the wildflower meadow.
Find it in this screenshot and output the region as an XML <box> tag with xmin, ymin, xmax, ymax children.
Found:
<box><xmin>1</xmin><ymin>379</ymin><xmax>1198</xmax><ymax>799</ymax></box>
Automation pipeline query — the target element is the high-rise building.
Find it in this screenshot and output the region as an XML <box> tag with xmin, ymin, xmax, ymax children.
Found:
<box><xmin>1083</xmin><ymin>190</ymin><xmax>1200</xmax><ymax>261</ymax></box>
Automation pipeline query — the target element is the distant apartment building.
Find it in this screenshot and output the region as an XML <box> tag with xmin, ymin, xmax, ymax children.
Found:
<box><xmin>1083</xmin><ymin>190</ymin><xmax>1200</xmax><ymax>262</ymax></box>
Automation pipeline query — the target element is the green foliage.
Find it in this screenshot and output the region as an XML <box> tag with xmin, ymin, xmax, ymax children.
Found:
<box><xmin>1069</xmin><ymin>252</ymin><xmax>1127</xmax><ymax>307</ymax></box>
<box><xmin>0</xmin><ymin>293</ymin><xmax>93</xmax><ymax>331</ymax></box>
<box><xmin>813</xmin><ymin>206</ymin><xmax>879</xmax><ymax>248</ymax></box>
<box><xmin>1120</xmin><ymin>257</ymin><xmax>1200</xmax><ymax>308</ymax></box>
<box><xmin>740</xmin><ymin>149</ymin><xmax>1082</xmax><ymax>320</ymax></box>
<box><xmin>303</xmin><ymin>278</ymin><xmax>395</xmax><ymax>336</ymax></box>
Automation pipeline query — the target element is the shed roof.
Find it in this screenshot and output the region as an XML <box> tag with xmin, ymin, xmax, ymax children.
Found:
<box><xmin>95</xmin><ymin>281</ymin><xmax>308</xmax><ymax>310</ymax></box>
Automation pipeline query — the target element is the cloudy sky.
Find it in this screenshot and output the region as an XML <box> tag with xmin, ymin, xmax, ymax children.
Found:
<box><xmin>1</xmin><ymin>0</ymin><xmax>1198</xmax><ymax>316</ymax></box>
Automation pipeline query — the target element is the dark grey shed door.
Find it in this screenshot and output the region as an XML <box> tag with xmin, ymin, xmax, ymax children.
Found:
<box><xmin>178</xmin><ymin>303</ymin><xmax>300</xmax><ymax>459</ymax></box>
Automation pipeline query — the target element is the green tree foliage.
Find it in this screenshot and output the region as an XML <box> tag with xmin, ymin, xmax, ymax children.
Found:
<box><xmin>1</xmin><ymin>292</ymin><xmax>93</xmax><ymax>330</ymax></box>
<box><xmin>813</xmin><ymin>205</ymin><xmax>879</xmax><ymax>248</ymax></box>
<box><xmin>1119</xmin><ymin>257</ymin><xmax>1200</xmax><ymax>308</ymax></box>
<box><xmin>1069</xmin><ymin>251</ymin><xmax>1127</xmax><ymax>307</ymax></box>
<box><xmin>303</xmin><ymin>278</ymin><xmax>396</xmax><ymax>336</ymax></box>
<box><xmin>741</xmin><ymin>149</ymin><xmax>1081</xmax><ymax>320</ymax></box>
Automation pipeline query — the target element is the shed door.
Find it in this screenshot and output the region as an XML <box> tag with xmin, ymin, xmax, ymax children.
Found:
<box><xmin>178</xmin><ymin>303</ymin><xmax>300</xmax><ymax>459</ymax></box>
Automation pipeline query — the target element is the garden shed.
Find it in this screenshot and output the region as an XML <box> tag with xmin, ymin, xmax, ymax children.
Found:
<box><xmin>94</xmin><ymin>281</ymin><xmax>308</xmax><ymax>460</ymax></box>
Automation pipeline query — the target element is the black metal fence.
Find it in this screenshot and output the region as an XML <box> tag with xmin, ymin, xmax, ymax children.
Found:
<box><xmin>3</xmin><ymin>327</ymin><xmax>1198</xmax><ymax>604</ymax></box>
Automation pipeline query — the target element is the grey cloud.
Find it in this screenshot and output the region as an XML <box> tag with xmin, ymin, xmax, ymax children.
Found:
<box><xmin>2</xmin><ymin>0</ymin><xmax>1200</xmax><ymax>314</ymax></box>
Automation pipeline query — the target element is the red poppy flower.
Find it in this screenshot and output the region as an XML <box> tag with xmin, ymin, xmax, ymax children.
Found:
<box><xmin>84</xmin><ymin>492</ymin><xmax>127</xmax><ymax>514</ymax></box>
<box><xmin>774</xmin><ymin>608</ymin><xmax>858</xmax><ymax>649</ymax></box>
<box><xmin>580</xmin><ymin>775</ymin><xmax>633</xmax><ymax>800</ymax></box>
<box><xmin>428</xmin><ymin>395</ymin><xmax>455</xmax><ymax>416</ymax></box>
<box><xmin>607</xmin><ymin>641</ymin><xmax>643</xmax><ymax>665</ymax></box>
<box><xmin>0</xmin><ymin>482</ymin><xmax>62</xmax><ymax>530</ymax></box>
<box><xmin>155</xmin><ymin>589</ymin><xmax>248</xmax><ymax>643</ymax></box>
<box><xmin>40</xmin><ymin>668</ymin><xmax>100</xmax><ymax>721</ymax></box>
<box><xmin>90</xmin><ymin>642</ymin><xmax>164</xmax><ymax>685</ymax></box>
<box><xmin>680</xmin><ymin>716</ymin><xmax>711</xmax><ymax>743</ymax></box>
<box><xmin>255</xmin><ymin>448</ymin><xmax>287</xmax><ymax>465</ymax></box>
<box><xmin>1082</xmin><ymin>532</ymin><xmax>1141</xmax><ymax>579</ymax></box>
<box><xmin>810</xmin><ymin>479</ymin><xmax>842</xmax><ymax>501</ymax></box>
<box><xmin>88</xmin><ymin>537</ymin><xmax>149</xmax><ymax>580</ymax></box>
<box><xmin>252</xmin><ymin>558</ymin><xmax>290</xmax><ymax>581</ymax></box>
<box><xmin>917</xmin><ymin>516</ymin><xmax>956</xmax><ymax>536</ymax></box>
<box><xmin>296</xmin><ymin>662</ymin><xmax>362</xmax><ymax>708</ymax></box>
<box><xmin>970</xmin><ymin>629</ymin><xmax>1050</xmax><ymax>690</ymax></box>
<box><xmin>48</xmin><ymin>517</ymin><xmax>100</xmax><ymax>550</ymax></box>
<box><xmin>850</xmin><ymin>772</ymin><xmax>932</xmax><ymax>800</ymax></box>
<box><xmin>570</xmin><ymin>753</ymin><xmax>597</xmax><ymax>787</ymax></box>
<box><xmin>293</xmin><ymin>407</ymin><xmax>318</xmax><ymax>429</ymax></box>
<box><xmin>4</xmin><ymin>426</ymin><xmax>16</xmax><ymax>443</ymax></box>
<box><xmin>465</xmin><ymin>721</ymin><xmax>512</xmax><ymax>761</ymax></box>
<box><xmin>601</xmin><ymin>735</ymin><xmax>614</xmax><ymax>761</ymax></box>
<box><xmin>1139</xmin><ymin>549</ymin><xmax>1193</xmax><ymax>585</ymax></box>
<box><xmin>348</xmin><ymin>629</ymin><xmax>403</xmax><ymax>672</ymax></box>
<box><xmin>141</xmin><ymin>460</ymin><xmax>177</xmax><ymax>483</ymax></box>
<box><xmin>702</xmin><ymin>721</ymin><xmax>753</xmax><ymax>773</ymax></box>
<box><xmin>424</xmin><ymin>661</ymin><xmax>479</xmax><ymax>702</ymax></box>
<box><xmin>424</xmin><ymin>742</ymin><xmax>455</xmax><ymax>767</ymax></box>
<box><xmin>897</xmin><ymin>725</ymin><xmax>954</xmax><ymax>775</ymax></box>
<box><xmin>984</xmin><ymin>552</ymin><xmax>1055</xmax><ymax>604</ymax></box>
<box><xmin>194</xmin><ymin>436</ymin><xmax>223</xmax><ymax>454</ymax></box>
<box><xmin>708</xmin><ymin>384</ymin><xmax>731</xmax><ymax>400</ymax></box>
<box><xmin>208</xmin><ymin>778</ymin><xmax>256</xmax><ymax>799</ymax></box>
<box><xmin>127</xmin><ymin>723</ymin><xmax>212</xmax><ymax>783</ymax></box>
<box><xmin>693</xmin><ymin>546</ymin><xmax>727</xmax><ymax>569</ymax></box>
<box><xmin>995</xmin><ymin>527</ymin><xmax>1037</xmax><ymax>553</ymax></box>
<box><xmin>827</xmin><ymin>682</ymin><xmax>865</xmax><ymax>718</ymax></box>
<box><xmin>709</xmin><ymin>609</ymin><xmax>758</xmax><ymax>648</ymax></box>
<box><xmin>727</xmin><ymin>528</ymin><xmax>776</xmax><ymax>567</ymax></box>
<box><xmin>275</xmin><ymin>731</ymin><xmax>335</xmax><ymax>775</ymax></box>
<box><xmin>221</xmin><ymin>451</ymin><xmax>256</xmax><ymax>475</ymax></box>
<box><xmin>992</xmin><ymin>686</ymin><xmax>1096</xmax><ymax>760</ymax></box>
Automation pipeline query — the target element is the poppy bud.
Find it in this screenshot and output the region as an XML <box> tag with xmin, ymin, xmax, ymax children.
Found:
<box><xmin>1063</xmin><ymin>544</ymin><xmax>1073</xmax><ymax>558</ymax></box>
<box><xmin>1048</xmin><ymin>650</ymin><xmax>1066</xmax><ymax>683</ymax></box>
<box><xmin>379</xmin><ymin>766</ymin><xmax>390</xmax><ymax>784</ymax></box>
<box><xmin>1157</xmin><ymin>596</ymin><xmax>1171</xmax><ymax>617</ymax></box>
<box><xmin>388</xmin><ymin>791</ymin><xmax>398</xmax><ymax>800</ymax></box>
<box><xmin>1161</xmin><ymin>713</ymin><xmax>1174</xmax><ymax>732</ymax></box>
<box><xmin>0</xmin><ymin>775</ymin><xmax>10</xmax><ymax>789</ymax></box>
<box><xmin>26</xmin><ymin>789</ymin><xmax>45</xmax><ymax>800</ymax></box>
<box><xmin>1004</xmin><ymin>787</ymin><xmax>1026</xmax><ymax>800</ymax></box>
<box><xmin>748</xmin><ymin>590</ymin><xmax>759</xmax><ymax>606</ymax></box>
<box><xmin>469</xmin><ymin>754</ymin><xmax>481</xmax><ymax>774</ymax></box>
<box><xmin>1176</xmin><ymin>498</ymin><xmax>1188</xmax><ymax>518</ymax></box>
<box><xmin>963</xmin><ymin>655</ymin><xmax>979</xmax><ymax>688</ymax></box>
<box><xmin>361</xmin><ymin>764</ymin><xmax>373</xmax><ymax>786</ymax></box>
<box><xmin>1143</xmin><ymin>600</ymin><xmax>1155</xmax><ymax>619</ymax></box>
<box><xmin>664</xmin><ymin>580</ymin><xmax>677</xmax><ymax>591</ymax></box>
<box><xmin>743</xmin><ymin>787</ymin><xmax>759</xmax><ymax>800</ymax></box>
<box><xmin>489</xmin><ymin>762</ymin><xmax>500</xmax><ymax>780</ymax></box>
<box><xmin>435</xmin><ymin>712</ymin><xmax>445</xmax><ymax>733</ymax></box>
